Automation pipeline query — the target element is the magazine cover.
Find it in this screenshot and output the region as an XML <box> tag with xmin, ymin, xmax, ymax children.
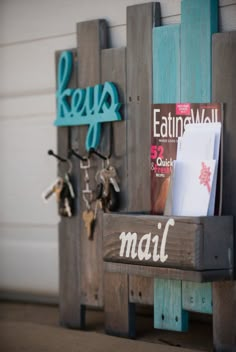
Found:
<box><xmin>150</xmin><ymin>103</ymin><xmax>223</xmax><ymax>215</ymax></box>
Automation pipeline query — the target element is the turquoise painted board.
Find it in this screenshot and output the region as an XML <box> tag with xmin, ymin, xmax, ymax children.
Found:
<box><xmin>154</xmin><ymin>279</ymin><xmax>188</xmax><ymax>332</ymax></box>
<box><xmin>153</xmin><ymin>25</ymin><xmax>181</xmax><ymax>103</ymax></box>
<box><xmin>180</xmin><ymin>0</ymin><xmax>218</xmax><ymax>102</ymax></box>
<box><xmin>181</xmin><ymin>0</ymin><xmax>218</xmax><ymax>315</ymax></box>
<box><xmin>182</xmin><ymin>282</ymin><xmax>213</xmax><ymax>314</ymax></box>
<box><xmin>153</xmin><ymin>24</ymin><xmax>188</xmax><ymax>332</ymax></box>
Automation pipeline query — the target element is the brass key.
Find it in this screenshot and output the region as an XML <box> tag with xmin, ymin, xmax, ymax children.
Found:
<box><xmin>82</xmin><ymin>209</ymin><xmax>94</xmax><ymax>240</ymax></box>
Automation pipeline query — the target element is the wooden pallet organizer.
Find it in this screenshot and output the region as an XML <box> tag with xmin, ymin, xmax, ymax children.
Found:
<box><xmin>56</xmin><ymin>1</ymin><xmax>236</xmax><ymax>350</ymax></box>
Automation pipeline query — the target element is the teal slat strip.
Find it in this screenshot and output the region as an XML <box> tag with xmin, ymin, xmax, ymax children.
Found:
<box><xmin>182</xmin><ymin>282</ymin><xmax>213</xmax><ymax>314</ymax></box>
<box><xmin>153</xmin><ymin>24</ymin><xmax>188</xmax><ymax>331</ymax></box>
<box><xmin>180</xmin><ymin>0</ymin><xmax>219</xmax><ymax>315</ymax></box>
<box><xmin>154</xmin><ymin>279</ymin><xmax>188</xmax><ymax>332</ymax></box>
<box><xmin>180</xmin><ymin>0</ymin><xmax>218</xmax><ymax>102</ymax></box>
<box><xmin>153</xmin><ymin>25</ymin><xmax>181</xmax><ymax>103</ymax></box>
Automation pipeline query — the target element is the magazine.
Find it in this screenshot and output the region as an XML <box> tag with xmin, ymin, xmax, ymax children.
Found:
<box><xmin>150</xmin><ymin>103</ymin><xmax>223</xmax><ymax>215</ymax></box>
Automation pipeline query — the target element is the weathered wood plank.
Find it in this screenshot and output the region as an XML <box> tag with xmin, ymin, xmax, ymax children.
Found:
<box><xmin>125</xmin><ymin>1</ymin><xmax>161</xmax><ymax>327</ymax></box>
<box><xmin>75</xmin><ymin>20</ymin><xmax>108</xmax><ymax>308</ymax></box>
<box><xmin>182</xmin><ymin>282</ymin><xmax>212</xmax><ymax>314</ymax></box>
<box><xmin>152</xmin><ymin>21</ymin><xmax>185</xmax><ymax>332</ymax></box>
<box><xmin>154</xmin><ymin>278</ymin><xmax>188</xmax><ymax>331</ymax></box>
<box><xmin>103</xmin><ymin>213</ymin><xmax>233</xmax><ymax>271</ymax></box>
<box><xmin>180</xmin><ymin>0</ymin><xmax>218</xmax><ymax>102</ymax></box>
<box><xmin>101</xmin><ymin>47</ymin><xmax>127</xmax><ymax>211</ymax></box>
<box><xmin>104</xmin><ymin>262</ymin><xmax>233</xmax><ymax>283</ymax></box>
<box><xmin>127</xmin><ymin>2</ymin><xmax>160</xmax><ymax>212</ymax></box>
<box><xmin>100</xmin><ymin>46</ymin><xmax>131</xmax><ymax>335</ymax></box>
<box><xmin>129</xmin><ymin>275</ymin><xmax>154</xmax><ymax>305</ymax></box>
<box><xmin>212</xmin><ymin>31</ymin><xmax>236</xmax><ymax>352</ymax></box>
<box><xmin>104</xmin><ymin>271</ymin><xmax>135</xmax><ymax>338</ymax></box>
<box><xmin>153</xmin><ymin>24</ymin><xmax>180</xmax><ymax>104</ymax></box>
<box><xmin>180</xmin><ymin>0</ymin><xmax>219</xmax><ymax>315</ymax></box>
<box><xmin>57</xmin><ymin>49</ymin><xmax>85</xmax><ymax>328</ymax></box>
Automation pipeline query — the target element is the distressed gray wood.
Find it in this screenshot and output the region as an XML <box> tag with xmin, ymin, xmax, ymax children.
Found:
<box><xmin>101</xmin><ymin>47</ymin><xmax>127</xmax><ymax>211</ymax></box>
<box><xmin>213</xmin><ymin>281</ymin><xmax>236</xmax><ymax>351</ymax></box>
<box><xmin>103</xmin><ymin>214</ymin><xmax>233</xmax><ymax>271</ymax></box>
<box><xmin>104</xmin><ymin>272</ymin><xmax>135</xmax><ymax>338</ymax></box>
<box><xmin>74</xmin><ymin>20</ymin><xmax>109</xmax><ymax>308</ymax></box>
<box><xmin>105</xmin><ymin>262</ymin><xmax>233</xmax><ymax>283</ymax></box>
<box><xmin>127</xmin><ymin>2</ymin><xmax>160</xmax><ymax>212</ymax></box>
<box><xmin>100</xmin><ymin>47</ymin><xmax>131</xmax><ymax>334</ymax></box>
<box><xmin>126</xmin><ymin>0</ymin><xmax>161</xmax><ymax>320</ymax></box>
<box><xmin>212</xmin><ymin>31</ymin><xmax>236</xmax><ymax>352</ymax></box>
<box><xmin>129</xmin><ymin>275</ymin><xmax>154</xmax><ymax>305</ymax></box>
<box><xmin>57</xmin><ymin>50</ymin><xmax>85</xmax><ymax>328</ymax></box>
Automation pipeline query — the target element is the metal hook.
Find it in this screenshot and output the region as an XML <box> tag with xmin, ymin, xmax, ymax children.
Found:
<box><xmin>48</xmin><ymin>149</ymin><xmax>72</xmax><ymax>174</ymax></box>
<box><xmin>68</xmin><ymin>149</ymin><xmax>88</xmax><ymax>162</ymax></box>
<box><xmin>89</xmin><ymin>148</ymin><xmax>111</xmax><ymax>161</ymax></box>
<box><xmin>48</xmin><ymin>149</ymin><xmax>67</xmax><ymax>162</ymax></box>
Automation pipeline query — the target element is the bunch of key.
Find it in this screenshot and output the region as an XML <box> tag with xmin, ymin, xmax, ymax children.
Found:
<box><xmin>42</xmin><ymin>174</ymin><xmax>75</xmax><ymax>217</ymax></box>
<box><xmin>95</xmin><ymin>164</ymin><xmax>120</xmax><ymax>211</ymax></box>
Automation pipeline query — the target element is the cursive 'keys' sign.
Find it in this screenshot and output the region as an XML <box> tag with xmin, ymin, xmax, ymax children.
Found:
<box><xmin>54</xmin><ymin>51</ymin><xmax>122</xmax><ymax>151</ymax></box>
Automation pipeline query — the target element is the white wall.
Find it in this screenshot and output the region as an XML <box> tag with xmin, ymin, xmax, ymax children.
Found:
<box><xmin>0</xmin><ymin>0</ymin><xmax>235</xmax><ymax>299</ymax></box>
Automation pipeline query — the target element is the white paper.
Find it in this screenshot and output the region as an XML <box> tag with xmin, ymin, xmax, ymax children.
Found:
<box><xmin>171</xmin><ymin>160</ymin><xmax>216</xmax><ymax>216</ymax></box>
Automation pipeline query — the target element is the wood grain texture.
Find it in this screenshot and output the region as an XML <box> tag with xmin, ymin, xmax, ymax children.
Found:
<box><xmin>104</xmin><ymin>271</ymin><xmax>135</xmax><ymax>338</ymax></box>
<box><xmin>180</xmin><ymin>0</ymin><xmax>219</xmax><ymax>315</ymax></box>
<box><xmin>213</xmin><ymin>281</ymin><xmax>236</xmax><ymax>351</ymax></box>
<box><xmin>180</xmin><ymin>0</ymin><xmax>218</xmax><ymax>102</ymax></box>
<box><xmin>152</xmin><ymin>19</ymin><xmax>184</xmax><ymax>332</ymax></box>
<box><xmin>105</xmin><ymin>261</ymin><xmax>233</xmax><ymax>283</ymax></box>
<box><xmin>101</xmin><ymin>47</ymin><xmax>127</xmax><ymax>211</ymax></box>
<box><xmin>125</xmin><ymin>1</ymin><xmax>161</xmax><ymax>319</ymax></box>
<box><xmin>153</xmin><ymin>24</ymin><xmax>181</xmax><ymax>103</ymax></box>
<box><xmin>127</xmin><ymin>2</ymin><xmax>160</xmax><ymax>212</ymax></box>
<box><xmin>103</xmin><ymin>213</ymin><xmax>233</xmax><ymax>271</ymax></box>
<box><xmin>182</xmin><ymin>281</ymin><xmax>212</xmax><ymax>314</ymax></box>
<box><xmin>76</xmin><ymin>20</ymin><xmax>108</xmax><ymax>307</ymax></box>
<box><xmin>57</xmin><ymin>50</ymin><xmax>85</xmax><ymax>328</ymax></box>
<box><xmin>212</xmin><ymin>31</ymin><xmax>236</xmax><ymax>352</ymax></box>
<box><xmin>100</xmin><ymin>47</ymin><xmax>132</xmax><ymax>335</ymax></box>
<box><xmin>129</xmin><ymin>275</ymin><xmax>154</xmax><ymax>305</ymax></box>
<box><xmin>154</xmin><ymin>278</ymin><xmax>188</xmax><ymax>331</ymax></box>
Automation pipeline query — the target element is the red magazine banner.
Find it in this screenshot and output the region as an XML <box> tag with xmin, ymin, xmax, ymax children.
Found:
<box><xmin>150</xmin><ymin>103</ymin><xmax>223</xmax><ymax>215</ymax></box>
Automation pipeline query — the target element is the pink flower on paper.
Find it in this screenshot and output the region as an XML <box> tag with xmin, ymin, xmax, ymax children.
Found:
<box><xmin>199</xmin><ymin>162</ymin><xmax>211</xmax><ymax>193</ymax></box>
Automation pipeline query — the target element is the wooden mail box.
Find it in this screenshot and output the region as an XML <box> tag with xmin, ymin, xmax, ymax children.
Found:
<box><xmin>103</xmin><ymin>214</ymin><xmax>234</xmax><ymax>282</ymax></box>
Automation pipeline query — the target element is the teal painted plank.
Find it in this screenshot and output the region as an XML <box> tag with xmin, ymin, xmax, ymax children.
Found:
<box><xmin>152</xmin><ymin>24</ymin><xmax>188</xmax><ymax>332</ymax></box>
<box><xmin>154</xmin><ymin>279</ymin><xmax>188</xmax><ymax>332</ymax></box>
<box><xmin>182</xmin><ymin>282</ymin><xmax>213</xmax><ymax>314</ymax></box>
<box><xmin>153</xmin><ymin>25</ymin><xmax>181</xmax><ymax>103</ymax></box>
<box><xmin>181</xmin><ymin>0</ymin><xmax>218</xmax><ymax>102</ymax></box>
<box><xmin>181</xmin><ymin>0</ymin><xmax>218</xmax><ymax>315</ymax></box>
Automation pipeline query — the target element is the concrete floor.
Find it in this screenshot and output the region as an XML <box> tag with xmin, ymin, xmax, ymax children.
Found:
<box><xmin>0</xmin><ymin>301</ymin><xmax>212</xmax><ymax>352</ymax></box>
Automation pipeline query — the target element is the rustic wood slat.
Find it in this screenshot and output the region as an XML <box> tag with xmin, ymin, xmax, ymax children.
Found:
<box><xmin>101</xmin><ymin>47</ymin><xmax>127</xmax><ymax>211</ymax></box>
<box><xmin>182</xmin><ymin>281</ymin><xmax>213</xmax><ymax>314</ymax></box>
<box><xmin>100</xmin><ymin>46</ymin><xmax>132</xmax><ymax>335</ymax></box>
<box><xmin>127</xmin><ymin>2</ymin><xmax>160</xmax><ymax>212</ymax></box>
<box><xmin>154</xmin><ymin>278</ymin><xmax>188</xmax><ymax>331</ymax></box>
<box><xmin>153</xmin><ymin>24</ymin><xmax>181</xmax><ymax>104</ymax></box>
<box><xmin>180</xmin><ymin>0</ymin><xmax>218</xmax><ymax>102</ymax></box>
<box><xmin>212</xmin><ymin>31</ymin><xmax>236</xmax><ymax>352</ymax></box>
<box><xmin>57</xmin><ymin>49</ymin><xmax>86</xmax><ymax>328</ymax></box>
<box><xmin>103</xmin><ymin>213</ymin><xmax>233</xmax><ymax>271</ymax></box>
<box><xmin>180</xmin><ymin>0</ymin><xmax>219</xmax><ymax>316</ymax></box>
<box><xmin>129</xmin><ymin>275</ymin><xmax>154</xmax><ymax>305</ymax></box>
<box><xmin>126</xmin><ymin>1</ymin><xmax>161</xmax><ymax>312</ymax></box>
<box><xmin>104</xmin><ymin>271</ymin><xmax>135</xmax><ymax>338</ymax></box>
<box><xmin>104</xmin><ymin>262</ymin><xmax>233</xmax><ymax>283</ymax></box>
<box><xmin>75</xmin><ymin>20</ymin><xmax>108</xmax><ymax>308</ymax></box>
<box><xmin>152</xmin><ymin>21</ymin><xmax>186</xmax><ymax>331</ymax></box>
